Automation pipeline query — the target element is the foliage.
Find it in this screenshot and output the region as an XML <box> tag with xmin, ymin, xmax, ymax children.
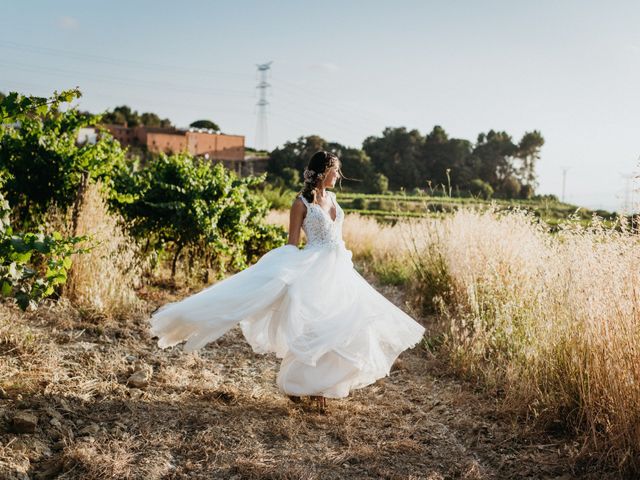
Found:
<box><xmin>469</xmin><ymin>179</ymin><xmax>494</xmax><ymax>199</ymax></box>
<box><xmin>101</xmin><ymin>105</ymin><xmax>172</xmax><ymax>128</ymax></box>
<box><xmin>351</xmin><ymin>197</ymin><xmax>368</xmax><ymax>210</ymax></box>
<box><xmin>267</xmin><ymin>135</ymin><xmax>378</xmax><ymax>193</ymax></box>
<box><xmin>280</xmin><ymin>167</ymin><xmax>300</xmax><ymax>189</ymax></box>
<box><xmin>369</xmin><ymin>172</ymin><xmax>389</xmax><ymax>194</ymax></box>
<box><xmin>361</xmin><ymin>126</ymin><xmax>544</xmax><ymax>198</ymax></box>
<box><xmin>0</xmin><ymin>176</ymin><xmax>88</xmax><ymax>310</ymax></box>
<box><xmin>110</xmin><ymin>152</ymin><xmax>286</xmax><ymax>278</ymax></box>
<box><xmin>363</xmin><ymin>127</ymin><xmax>425</xmax><ymax>190</ymax></box>
<box><xmin>334</xmin><ymin>191</ymin><xmax>615</xmax><ymax>227</ymax></box>
<box><xmin>0</xmin><ymin>89</ymin><xmax>128</xmax><ymax>228</ymax></box>
<box><xmin>257</xmin><ymin>182</ymin><xmax>297</xmax><ymax>210</ymax></box>
<box><xmin>189</xmin><ymin>119</ymin><xmax>220</xmax><ymax>132</ymax></box>
<box><xmin>268</xmin><ymin>125</ymin><xmax>543</xmax><ymax>200</ymax></box>
<box><xmin>0</xmin><ymin>89</ymin><xmax>99</xmax><ymax>309</ymax></box>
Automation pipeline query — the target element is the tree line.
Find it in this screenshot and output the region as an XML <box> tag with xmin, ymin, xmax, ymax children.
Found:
<box><xmin>268</xmin><ymin>126</ymin><xmax>544</xmax><ymax>199</ymax></box>
<box><xmin>101</xmin><ymin>105</ymin><xmax>220</xmax><ymax>132</ymax></box>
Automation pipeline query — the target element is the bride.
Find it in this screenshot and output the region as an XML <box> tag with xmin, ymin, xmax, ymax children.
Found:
<box><xmin>149</xmin><ymin>150</ymin><xmax>426</xmax><ymax>412</ymax></box>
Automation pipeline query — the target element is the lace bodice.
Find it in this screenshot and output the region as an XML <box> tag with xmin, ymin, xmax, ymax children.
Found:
<box><xmin>298</xmin><ymin>191</ymin><xmax>345</xmax><ymax>249</ymax></box>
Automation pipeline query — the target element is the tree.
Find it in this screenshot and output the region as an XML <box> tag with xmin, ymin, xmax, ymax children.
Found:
<box><xmin>267</xmin><ymin>135</ymin><xmax>327</xmax><ymax>177</ymax></box>
<box><xmin>469</xmin><ymin>130</ymin><xmax>518</xmax><ymax>197</ymax></box>
<box><xmin>271</xmin><ymin>125</ymin><xmax>543</xmax><ymax>198</ymax></box>
<box><xmin>501</xmin><ymin>175</ymin><xmax>522</xmax><ymax>198</ymax></box>
<box><xmin>101</xmin><ymin>105</ymin><xmax>172</xmax><ymax>128</ymax></box>
<box><xmin>516</xmin><ymin>130</ymin><xmax>544</xmax><ymax>191</ymax></box>
<box><xmin>327</xmin><ymin>146</ymin><xmax>374</xmax><ymax>192</ymax></box>
<box><xmin>268</xmin><ymin>136</ymin><xmax>376</xmax><ymax>192</ymax></box>
<box><xmin>190</xmin><ymin>120</ymin><xmax>220</xmax><ymax>132</ymax></box>
<box><xmin>362</xmin><ymin>127</ymin><xmax>424</xmax><ymax>190</ymax></box>
<box><xmin>422</xmin><ymin>126</ymin><xmax>474</xmax><ymax>191</ymax></box>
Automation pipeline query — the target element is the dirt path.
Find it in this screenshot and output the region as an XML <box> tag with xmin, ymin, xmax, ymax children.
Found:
<box><xmin>0</xmin><ymin>272</ymin><xmax>619</xmax><ymax>479</ymax></box>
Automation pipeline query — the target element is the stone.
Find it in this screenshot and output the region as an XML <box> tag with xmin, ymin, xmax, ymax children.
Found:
<box><xmin>127</xmin><ymin>369</ymin><xmax>151</xmax><ymax>389</ymax></box>
<box><xmin>127</xmin><ymin>361</ymin><xmax>152</xmax><ymax>388</ymax></box>
<box><xmin>10</xmin><ymin>411</ymin><xmax>38</xmax><ymax>433</ymax></box>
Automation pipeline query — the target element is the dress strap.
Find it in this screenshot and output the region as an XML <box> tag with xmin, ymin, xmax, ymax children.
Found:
<box><xmin>298</xmin><ymin>194</ymin><xmax>311</xmax><ymax>208</ymax></box>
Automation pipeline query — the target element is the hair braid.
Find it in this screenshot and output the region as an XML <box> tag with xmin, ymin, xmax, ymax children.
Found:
<box><xmin>297</xmin><ymin>150</ymin><xmax>342</xmax><ymax>204</ymax></box>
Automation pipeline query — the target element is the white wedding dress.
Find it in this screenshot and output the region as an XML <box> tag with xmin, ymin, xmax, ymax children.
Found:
<box><xmin>149</xmin><ymin>191</ymin><xmax>425</xmax><ymax>398</ymax></box>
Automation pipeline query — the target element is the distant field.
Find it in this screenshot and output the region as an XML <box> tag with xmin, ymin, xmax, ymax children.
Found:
<box><xmin>333</xmin><ymin>191</ymin><xmax>618</xmax><ymax>226</ymax></box>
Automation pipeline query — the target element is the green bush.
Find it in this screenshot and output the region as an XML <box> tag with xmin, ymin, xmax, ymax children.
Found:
<box><xmin>280</xmin><ymin>167</ymin><xmax>300</xmax><ymax>189</ymax></box>
<box><xmin>368</xmin><ymin>172</ymin><xmax>389</xmax><ymax>194</ymax></box>
<box><xmin>0</xmin><ymin>89</ymin><xmax>127</xmax><ymax>228</ymax></box>
<box><xmin>351</xmin><ymin>197</ymin><xmax>368</xmax><ymax>210</ymax></box>
<box><xmin>0</xmin><ymin>90</ymin><xmax>91</xmax><ymax>309</ymax></box>
<box><xmin>259</xmin><ymin>183</ymin><xmax>297</xmax><ymax>210</ymax></box>
<box><xmin>110</xmin><ymin>152</ymin><xmax>286</xmax><ymax>278</ymax></box>
<box><xmin>470</xmin><ymin>178</ymin><xmax>494</xmax><ymax>200</ymax></box>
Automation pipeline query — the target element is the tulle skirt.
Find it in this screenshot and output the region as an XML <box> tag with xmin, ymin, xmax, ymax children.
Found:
<box><xmin>149</xmin><ymin>241</ymin><xmax>425</xmax><ymax>398</ymax></box>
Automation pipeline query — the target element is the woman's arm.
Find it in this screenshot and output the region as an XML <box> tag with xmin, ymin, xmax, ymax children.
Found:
<box><xmin>287</xmin><ymin>198</ymin><xmax>306</xmax><ymax>246</ymax></box>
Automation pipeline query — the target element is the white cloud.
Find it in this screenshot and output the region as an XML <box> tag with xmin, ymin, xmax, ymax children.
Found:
<box><xmin>57</xmin><ymin>16</ymin><xmax>79</xmax><ymax>30</ymax></box>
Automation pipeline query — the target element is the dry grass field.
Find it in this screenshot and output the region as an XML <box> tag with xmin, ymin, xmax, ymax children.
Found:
<box><xmin>0</xmin><ymin>204</ymin><xmax>627</xmax><ymax>479</ymax></box>
<box><xmin>0</xmin><ymin>278</ymin><xmax>604</xmax><ymax>480</ymax></box>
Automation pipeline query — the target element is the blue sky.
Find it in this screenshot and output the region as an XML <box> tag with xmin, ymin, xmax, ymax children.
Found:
<box><xmin>2</xmin><ymin>0</ymin><xmax>639</xmax><ymax>211</ymax></box>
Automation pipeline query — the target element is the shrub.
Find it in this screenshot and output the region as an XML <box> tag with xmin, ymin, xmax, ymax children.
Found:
<box><xmin>0</xmin><ymin>89</ymin><xmax>127</xmax><ymax>228</ymax></box>
<box><xmin>110</xmin><ymin>153</ymin><xmax>286</xmax><ymax>279</ymax></box>
<box><xmin>351</xmin><ymin>197</ymin><xmax>368</xmax><ymax>210</ymax></box>
<box><xmin>469</xmin><ymin>178</ymin><xmax>494</xmax><ymax>200</ymax></box>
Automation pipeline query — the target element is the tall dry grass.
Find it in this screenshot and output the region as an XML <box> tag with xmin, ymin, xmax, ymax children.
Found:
<box><xmin>409</xmin><ymin>208</ymin><xmax>640</xmax><ymax>472</ymax></box>
<box><xmin>43</xmin><ymin>181</ymin><xmax>145</xmax><ymax>317</ymax></box>
<box><xmin>269</xmin><ymin>204</ymin><xmax>640</xmax><ymax>471</ymax></box>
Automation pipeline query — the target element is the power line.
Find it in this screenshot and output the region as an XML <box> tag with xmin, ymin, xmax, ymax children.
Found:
<box><xmin>270</xmin><ymin>101</ymin><xmax>369</xmax><ymax>140</ymax></box>
<box><xmin>0</xmin><ymin>40</ymin><xmax>253</xmax><ymax>79</ymax></box>
<box><xmin>0</xmin><ymin>60</ymin><xmax>252</xmax><ymax>98</ymax></box>
<box><xmin>271</xmin><ymin>75</ymin><xmax>388</xmax><ymax>126</ymax></box>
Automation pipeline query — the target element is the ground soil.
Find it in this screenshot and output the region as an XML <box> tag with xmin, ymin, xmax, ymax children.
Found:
<box><xmin>0</xmin><ymin>265</ymin><xmax>622</xmax><ymax>479</ymax></box>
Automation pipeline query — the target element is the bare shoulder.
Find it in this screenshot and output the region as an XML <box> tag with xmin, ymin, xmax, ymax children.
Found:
<box><xmin>291</xmin><ymin>195</ymin><xmax>306</xmax><ymax>212</ymax></box>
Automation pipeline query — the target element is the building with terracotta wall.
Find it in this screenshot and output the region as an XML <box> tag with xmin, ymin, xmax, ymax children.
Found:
<box><xmin>102</xmin><ymin>125</ymin><xmax>245</xmax><ymax>161</ymax></box>
<box><xmin>185</xmin><ymin>131</ymin><xmax>245</xmax><ymax>161</ymax></box>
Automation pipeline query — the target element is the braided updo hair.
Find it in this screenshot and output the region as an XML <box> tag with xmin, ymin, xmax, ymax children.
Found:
<box><xmin>298</xmin><ymin>151</ymin><xmax>344</xmax><ymax>204</ymax></box>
